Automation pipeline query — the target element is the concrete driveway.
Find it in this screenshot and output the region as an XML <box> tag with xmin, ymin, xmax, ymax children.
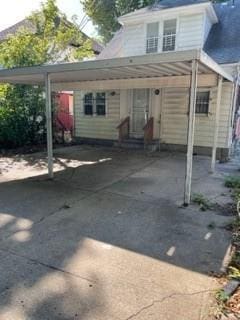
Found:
<box><xmin>0</xmin><ymin>145</ymin><xmax>234</xmax><ymax>320</ymax></box>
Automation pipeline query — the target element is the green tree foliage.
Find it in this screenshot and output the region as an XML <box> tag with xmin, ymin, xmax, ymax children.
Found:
<box><xmin>0</xmin><ymin>0</ymin><xmax>93</xmax><ymax>148</ymax></box>
<box><xmin>81</xmin><ymin>0</ymin><xmax>155</xmax><ymax>42</ymax></box>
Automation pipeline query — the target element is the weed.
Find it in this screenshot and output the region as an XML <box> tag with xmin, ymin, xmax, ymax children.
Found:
<box><xmin>225</xmin><ymin>176</ymin><xmax>240</xmax><ymax>189</ymax></box>
<box><xmin>228</xmin><ymin>266</ymin><xmax>240</xmax><ymax>280</ymax></box>
<box><xmin>192</xmin><ymin>193</ymin><xmax>213</xmax><ymax>211</ymax></box>
<box><xmin>216</xmin><ymin>289</ymin><xmax>229</xmax><ymax>303</ymax></box>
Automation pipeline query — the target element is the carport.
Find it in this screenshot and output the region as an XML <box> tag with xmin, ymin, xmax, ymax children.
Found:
<box><xmin>0</xmin><ymin>49</ymin><xmax>233</xmax><ymax>205</ymax></box>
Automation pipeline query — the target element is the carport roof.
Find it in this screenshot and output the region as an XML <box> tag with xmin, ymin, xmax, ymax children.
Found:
<box><xmin>0</xmin><ymin>49</ymin><xmax>233</xmax><ymax>85</ymax></box>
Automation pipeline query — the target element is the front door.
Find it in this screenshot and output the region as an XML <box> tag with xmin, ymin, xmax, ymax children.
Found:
<box><xmin>131</xmin><ymin>89</ymin><xmax>149</xmax><ymax>138</ymax></box>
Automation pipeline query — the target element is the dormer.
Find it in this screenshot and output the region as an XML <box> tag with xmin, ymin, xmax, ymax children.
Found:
<box><xmin>117</xmin><ymin>1</ymin><xmax>218</xmax><ymax>57</ymax></box>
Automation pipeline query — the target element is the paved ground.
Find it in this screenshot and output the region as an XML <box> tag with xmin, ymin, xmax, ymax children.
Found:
<box><xmin>0</xmin><ymin>145</ymin><xmax>237</xmax><ymax>320</ymax></box>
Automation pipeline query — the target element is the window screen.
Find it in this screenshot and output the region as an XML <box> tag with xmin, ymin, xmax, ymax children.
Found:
<box><xmin>196</xmin><ymin>91</ymin><xmax>210</xmax><ymax>114</ymax></box>
<box><xmin>162</xmin><ymin>19</ymin><xmax>177</xmax><ymax>52</ymax></box>
<box><xmin>146</xmin><ymin>22</ymin><xmax>159</xmax><ymax>53</ymax></box>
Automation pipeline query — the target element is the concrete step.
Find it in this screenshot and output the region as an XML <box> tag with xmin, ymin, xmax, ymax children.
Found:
<box><xmin>114</xmin><ymin>139</ymin><xmax>159</xmax><ymax>151</ymax></box>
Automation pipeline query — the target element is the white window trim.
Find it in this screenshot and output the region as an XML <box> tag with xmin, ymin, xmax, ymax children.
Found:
<box><xmin>145</xmin><ymin>16</ymin><xmax>179</xmax><ymax>54</ymax></box>
<box><xmin>82</xmin><ymin>91</ymin><xmax>108</xmax><ymax>118</ymax></box>
<box><xmin>195</xmin><ymin>88</ymin><xmax>212</xmax><ymax>117</ymax></box>
<box><xmin>162</xmin><ymin>18</ymin><xmax>178</xmax><ymax>53</ymax></box>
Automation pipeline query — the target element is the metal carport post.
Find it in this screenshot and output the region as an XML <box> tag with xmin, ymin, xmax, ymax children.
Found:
<box><xmin>45</xmin><ymin>72</ymin><xmax>53</xmax><ymax>179</ymax></box>
<box><xmin>184</xmin><ymin>59</ymin><xmax>198</xmax><ymax>206</ymax></box>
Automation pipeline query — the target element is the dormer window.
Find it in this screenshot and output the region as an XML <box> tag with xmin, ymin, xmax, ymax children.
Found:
<box><xmin>146</xmin><ymin>22</ymin><xmax>159</xmax><ymax>53</ymax></box>
<box><xmin>162</xmin><ymin>19</ymin><xmax>177</xmax><ymax>52</ymax></box>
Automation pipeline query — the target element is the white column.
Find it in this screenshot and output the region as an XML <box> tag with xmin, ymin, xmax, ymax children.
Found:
<box><xmin>45</xmin><ymin>73</ymin><xmax>54</xmax><ymax>179</ymax></box>
<box><xmin>211</xmin><ymin>76</ymin><xmax>223</xmax><ymax>173</ymax></box>
<box><xmin>184</xmin><ymin>60</ymin><xmax>198</xmax><ymax>206</ymax></box>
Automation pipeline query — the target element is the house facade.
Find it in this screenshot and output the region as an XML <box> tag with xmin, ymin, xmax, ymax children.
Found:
<box><xmin>73</xmin><ymin>0</ymin><xmax>240</xmax><ymax>158</ymax></box>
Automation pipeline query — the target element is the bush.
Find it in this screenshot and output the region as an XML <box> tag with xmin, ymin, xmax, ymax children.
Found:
<box><xmin>0</xmin><ymin>85</ymin><xmax>46</xmax><ymax>148</ymax></box>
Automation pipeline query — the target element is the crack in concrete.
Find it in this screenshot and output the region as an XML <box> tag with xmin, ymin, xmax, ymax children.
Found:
<box><xmin>124</xmin><ymin>289</ymin><xmax>214</xmax><ymax>320</ymax></box>
<box><xmin>0</xmin><ymin>247</ymin><xmax>95</xmax><ymax>285</ymax></box>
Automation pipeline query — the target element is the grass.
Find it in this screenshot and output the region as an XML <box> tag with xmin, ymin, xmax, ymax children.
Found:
<box><xmin>192</xmin><ymin>193</ymin><xmax>213</xmax><ymax>211</ymax></box>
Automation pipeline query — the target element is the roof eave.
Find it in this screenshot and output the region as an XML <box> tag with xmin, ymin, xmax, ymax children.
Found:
<box><xmin>0</xmin><ymin>49</ymin><xmax>233</xmax><ymax>84</ymax></box>
<box><xmin>118</xmin><ymin>2</ymin><xmax>217</xmax><ymax>25</ymax></box>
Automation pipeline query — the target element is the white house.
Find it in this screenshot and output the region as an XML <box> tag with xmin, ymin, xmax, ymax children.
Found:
<box><xmin>71</xmin><ymin>0</ymin><xmax>239</xmax><ymax>160</ymax></box>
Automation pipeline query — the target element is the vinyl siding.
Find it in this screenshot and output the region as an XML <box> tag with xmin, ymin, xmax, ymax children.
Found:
<box><xmin>74</xmin><ymin>90</ymin><xmax>120</xmax><ymax>140</ymax></box>
<box><xmin>177</xmin><ymin>14</ymin><xmax>204</xmax><ymax>50</ymax></box>
<box><xmin>123</xmin><ymin>24</ymin><xmax>145</xmax><ymax>57</ymax></box>
<box><xmin>120</xmin><ymin>13</ymin><xmax>205</xmax><ymax>57</ymax></box>
<box><xmin>160</xmin><ymin>83</ymin><xmax>234</xmax><ymax>148</ymax></box>
<box><xmin>74</xmin><ymin>84</ymin><xmax>233</xmax><ymax>149</ymax></box>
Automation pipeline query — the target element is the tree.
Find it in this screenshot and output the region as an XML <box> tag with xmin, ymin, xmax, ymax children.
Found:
<box><xmin>0</xmin><ymin>0</ymin><xmax>93</xmax><ymax>148</ymax></box>
<box><xmin>81</xmin><ymin>0</ymin><xmax>155</xmax><ymax>42</ymax></box>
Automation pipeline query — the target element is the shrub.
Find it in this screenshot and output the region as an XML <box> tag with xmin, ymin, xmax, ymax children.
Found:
<box><xmin>0</xmin><ymin>85</ymin><xmax>46</xmax><ymax>148</ymax></box>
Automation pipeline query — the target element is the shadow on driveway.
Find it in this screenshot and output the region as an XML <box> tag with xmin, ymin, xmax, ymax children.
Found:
<box><xmin>0</xmin><ymin>146</ymin><xmax>234</xmax><ymax>319</ymax></box>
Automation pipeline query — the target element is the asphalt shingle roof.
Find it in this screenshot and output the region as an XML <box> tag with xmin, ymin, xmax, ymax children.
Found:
<box><xmin>152</xmin><ymin>0</ymin><xmax>209</xmax><ymax>9</ymax></box>
<box><xmin>204</xmin><ymin>0</ymin><xmax>240</xmax><ymax>64</ymax></box>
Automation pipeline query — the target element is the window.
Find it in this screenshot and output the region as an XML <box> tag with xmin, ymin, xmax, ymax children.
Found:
<box><xmin>146</xmin><ymin>22</ymin><xmax>159</xmax><ymax>53</ymax></box>
<box><xmin>83</xmin><ymin>92</ymin><xmax>106</xmax><ymax>116</ymax></box>
<box><xmin>84</xmin><ymin>93</ymin><xmax>93</xmax><ymax>115</ymax></box>
<box><xmin>196</xmin><ymin>91</ymin><xmax>210</xmax><ymax>114</ymax></box>
<box><xmin>162</xmin><ymin>19</ymin><xmax>177</xmax><ymax>52</ymax></box>
<box><xmin>96</xmin><ymin>92</ymin><xmax>106</xmax><ymax>115</ymax></box>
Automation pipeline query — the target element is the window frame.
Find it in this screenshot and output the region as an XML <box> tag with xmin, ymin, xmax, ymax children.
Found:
<box><xmin>145</xmin><ymin>17</ymin><xmax>178</xmax><ymax>54</ymax></box>
<box><xmin>195</xmin><ymin>90</ymin><xmax>211</xmax><ymax>116</ymax></box>
<box><xmin>83</xmin><ymin>92</ymin><xmax>107</xmax><ymax>117</ymax></box>
<box><xmin>83</xmin><ymin>92</ymin><xmax>94</xmax><ymax>116</ymax></box>
<box><xmin>162</xmin><ymin>18</ymin><xmax>177</xmax><ymax>52</ymax></box>
<box><xmin>146</xmin><ymin>22</ymin><xmax>160</xmax><ymax>54</ymax></box>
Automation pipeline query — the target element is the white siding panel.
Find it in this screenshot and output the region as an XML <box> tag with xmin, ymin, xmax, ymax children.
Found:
<box><xmin>177</xmin><ymin>14</ymin><xmax>204</xmax><ymax>50</ymax></box>
<box><xmin>123</xmin><ymin>24</ymin><xmax>145</xmax><ymax>57</ymax></box>
<box><xmin>74</xmin><ymin>91</ymin><xmax>120</xmax><ymax>140</ymax></box>
<box><xmin>161</xmin><ymin>83</ymin><xmax>234</xmax><ymax>148</ymax></box>
<box><xmin>161</xmin><ymin>88</ymin><xmax>188</xmax><ymax>145</ymax></box>
<box><xmin>203</xmin><ymin>15</ymin><xmax>212</xmax><ymax>43</ymax></box>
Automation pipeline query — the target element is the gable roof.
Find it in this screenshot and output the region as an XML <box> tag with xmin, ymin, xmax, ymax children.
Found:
<box><xmin>204</xmin><ymin>0</ymin><xmax>240</xmax><ymax>64</ymax></box>
<box><xmin>0</xmin><ymin>18</ymin><xmax>104</xmax><ymax>54</ymax></box>
<box><xmin>151</xmin><ymin>0</ymin><xmax>209</xmax><ymax>9</ymax></box>
<box><xmin>100</xmin><ymin>0</ymin><xmax>240</xmax><ymax>65</ymax></box>
<box><xmin>119</xmin><ymin>0</ymin><xmax>214</xmax><ymax>21</ymax></box>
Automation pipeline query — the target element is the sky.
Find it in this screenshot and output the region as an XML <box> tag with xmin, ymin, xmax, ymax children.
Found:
<box><xmin>0</xmin><ymin>0</ymin><xmax>96</xmax><ymax>36</ymax></box>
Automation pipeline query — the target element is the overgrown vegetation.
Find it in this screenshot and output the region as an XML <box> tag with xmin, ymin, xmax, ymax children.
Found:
<box><xmin>0</xmin><ymin>0</ymin><xmax>92</xmax><ymax>149</ymax></box>
<box><xmin>214</xmin><ymin>176</ymin><xmax>240</xmax><ymax>318</ymax></box>
<box><xmin>192</xmin><ymin>193</ymin><xmax>213</xmax><ymax>211</ymax></box>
